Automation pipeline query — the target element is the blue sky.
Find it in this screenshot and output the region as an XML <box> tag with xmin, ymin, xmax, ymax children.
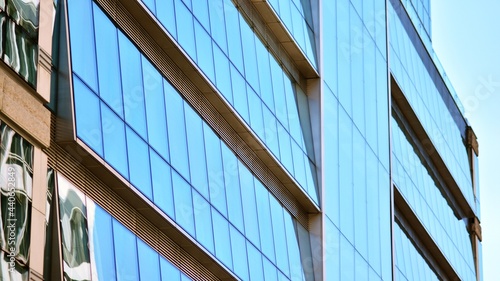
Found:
<box><xmin>432</xmin><ymin>0</ymin><xmax>500</xmax><ymax>279</ymax></box>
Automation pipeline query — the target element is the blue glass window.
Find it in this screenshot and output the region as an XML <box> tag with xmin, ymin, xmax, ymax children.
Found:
<box><xmin>89</xmin><ymin>204</ymin><xmax>116</xmax><ymax>281</ymax></box>
<box><xmin>247</xmin><ymin>242</ymin><xmax>264</xmax><ymax>281</ymax></box>
<box><xmin>221</xmin><ymin>145</ymin><xmax>244</xmax><ymax>232</ymax></box>
<box><xmin>194</xmin><ymin>21</ymin><xmax>215</xmax><ymax>83</ymax></box>
<box><xmin>192</xmin><ymin>0</ymin><xmax>209</xmax><ymax>30</ymax></box>
<box><xmin>175</xmin><ymin>0</ymin><xmax>196</xmax><ymax>60</ymax></box>
<box><xmin>223</xmin><ymin>0</ymin><xmax>244</xmax><ymax>73</ymax></box>
<box><xmin>254</xmin><ymin>181</ymin><xmax>276</xmax><ymax>263</ymax></box>
<box><xmin>119</xmin><ymin>33</ymin><xmax>148</xmax><ymax>139</ymax></box>
<box><xmin>138</xmin><ymin>239</ymin><xmax>161</xmax><ymax>281</ymax></box>
<box><xmin>203</xmin><ymin>124</ymin><xmax>227</xmax><ymax>216</ymax></box>
<box><xmin>207</xmin><ymin>0</ymin><xmax>227</xmax><ymax>53</ymax></box>
<box><xmin>93</xmin><ymin>3</ymin><xmax>123</xmax><ymax>117</ymax></box>
<box><xmin>126</xmin><ymin>127</ymin><xmax>153</xmax><ymax>200</ymax></box>
<box><xmin>156</xmin><ymin>0</ymin><xmax>177</xmax><ymax>39</ymax></box>
<box><xmin>184</xmin><ymin>105</ymin><xmax>209</xmax><ymax>199</ymax></box>
<box><xmin>68</xmin><ymin>0</ymin><xmax>98</xmax><ymax>91</ymax></box>
<box><xmin>113</xmin><ymin>221</ymin><xmax>139</xmax><ymax>281</ymax></box>
<box><xmin>230</xmin><ymin>65</ymin><xmax>249</xmax><ymax>122</ymax></box>
<box><xmin>150</xmin><ymin>150</ymin><xmax>174</xmax><ymax>218</ymax></box>
<box><xmin>172</xmin><ymin>171</ymin><xmax>195</xmax><ymax>236</ymax></box>
<box><xmin>238</xmin><ymin>163</ymin><xmax>260</xmax><ymax>247</ymax></box>
<box><xmin>101</xmin><ymin>103</ymin><xmax>129</xmax><ymax>179</ymax></box>
<box><xmin>160</xmin><ymin>258</ymin><xmax>181</xmax><ymax>281</ymax></box>
<box><xmin>229</xmin><ymin>226</ymin><xmax>249</xmax><ymax>280</ymax></box>
<box><xmin>269</xmin><ymin>197</ymin><xmax>289</xmax><ymax>276</ymax></box>
<box><xmin>192</xmin><ymin>192</ymin><xmax>215</xmax><ymax>253</ymax></box>
<box><xmin>212</xmin><ymin>208</ymin><xmax>233</xmax><ymax>269</ymax></box>
<box><xmin>164</xmin><ymin>81</ymin><xmax>190</xmax><ymax>180</ymax></box>
<box><xmin>74</xmin><ymin>75</ymin><xmax>103</xmax><ymax>156</ymax></box>
<box><xmin>213</xmin><ymin>45</ymin><xmax>233</xmax><ymax>104</ymax></box>
<box><xmin>143</xmin><ymin>57</ymin><xmax>169</xmax><ymax>161</ymax></box>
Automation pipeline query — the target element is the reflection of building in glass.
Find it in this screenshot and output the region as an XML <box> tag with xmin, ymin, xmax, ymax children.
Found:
<box><xmin>0</xmin><ymin>0</ymin><xmax>483</xmax><ymax>280</ymax></box>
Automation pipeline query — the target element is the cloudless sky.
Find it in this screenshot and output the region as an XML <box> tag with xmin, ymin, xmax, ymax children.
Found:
<box><xmin>432</xmin><ymin>1</ymin><xmax>500</xmax><ymax>280</ymax></box>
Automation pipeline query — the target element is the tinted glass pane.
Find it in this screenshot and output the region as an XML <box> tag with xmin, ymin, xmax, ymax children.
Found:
<box><xmin>230</xmin><ymin>65</ymin><xmax>249</xmax><ymax>122</ymax></box>
<box><xmin>203</xmin><ymin>125</ymin><xmax>227</xmax><ymax>216</ymax></box>
<box><xmin>156</xmin><ymin>0</ymin><xmax>176</xmax><ymax>38</ymax></box>
<box><xmin>212</xmin><ymin>208</ymin><xmax>233</xmax><ymax>269</ymax></box>
<box><xmin>164</xmin><ymin>81</ymin><xmax>190</xmax><ymax>180</ymax></box>
<box><xmin>194</xmin><ymin>21</ymin><xmax>215</xmax><ymax>83</ymax></box>
<box><xmin>223</xmin><ymin>0</ymin><xmax>244</xmax><ymax>72</ymax></box>
<box><xmin>221</xmin><ymin>145</ymin><xmax>244</xmax><ymax>232</ymax></box>
<box><xmin>93</xmin><ymin>3</ymin><xmax>123</xmax><ymax>117</ymax></box>
<box><xmin>184</xmin><ymin>104</ymin><xmax>209</xmax><ymax>199</ymax></box>
<box><xmin>68</xmin><ymin>0</ymin><xmax>97</xmax><ymax>91</ymax></box>
<box><xmin>247</xmin><ymin>86</ymin><xmax>264</xmax><ymax>139</ymax></box>
<box><xmin>207</xmin><ymin>0</ymin><xmax>227</xmax><ymax>53</ymax></box>
<box><xmin>254</xmin><ymin>181</ymin><xmax>275</xmax><ymax>263</ymax></box>
<box><xmin>229</xmin><ymin>226</ymin><xmax>249</xmax><ymax>281</ymax></box>
<box><xmin>238</xmin><ymin>163</ymin><xmax>260</xmax><ymax>247</ymax></box>
<box><xmin>160</xmin><ymin>258</ymin><xmax>181</xmax><ymax>281</ymax></box>
<box><xmin>172</xmin><ymin>171</ymin><xmax>195</xmax><ymax>236</ymax></box>
<box><xmin>150</xmin><ymin>150</ymin><xmax>174</xmax><ymax>218</ymax></box>
<box><xmin>192</xmin><ymin>0</ymin><xmax>209</xmax><ymax>30</ymax></box>
<box><xmin>126</xmin><ymin>127</ymin><xmax>153</xmax><ymax>200</ymax></box>
<box><xmin>255</xmin><ymin>43</ymin><xmax>274</xmax><ymax>111</ymax></box>
<box><xmin>263</xmin><ymin>257</ymin><xmax>278</xmax><ymax>281</ymax></box>
<box><xmin>143</xmin><ymin>57</ymin><xmax>169</xmax><ymax>161</ymax></box>
<box><xmin>74</xmin><ymin>75</ymin><xmax>103</xmax><ymax>156</ymax></box>
<box><xmin>101</xmin><ymin>103</ymin><xmax>128</xmax><ymax>179</ymax></box>
<box><xmin>269</xmin><ymin>198</ymin><xmax>289</xmax><ymax>275</ymax></box>
<box><xmin>113</xmin><ymin>221</ymin><xmax>139</xmax><ymax>281</ymax></box>
<box><xmin>192</xmin><ymin>192</ymin><xmax>214</xmax><ymax>253</ymax></box>
<box><xmin>175</xmin><ymin>0</ymin><xmax>196</xmax><ymax>60</ymax></box>
<box><xmin>138</xmin><ymin>239</ymin><xmax>161</xmax><ymax>281</ymax></box>
<box><xmin>118</xmin><ymin>33</ymin><xmax>148</xmax><ymax>139</ymax></box>
<box><xmin>247</xmin><ymin>242</ymin><xmax>264</xmax><ymax>281</ymax></box>
<box><xmin>240</xmin><ymin>20</ymin><xmax>259</xmax><ymax>92</ymax></box>
<box><xmin>213</xmin><ymin>45</ymin><xmax>233</xmax><ymax>104</ymax></box>
<box><xmin>89</xmin><ymin>204</ymin><xmax>116</xmax><ymax>281</ymax></box>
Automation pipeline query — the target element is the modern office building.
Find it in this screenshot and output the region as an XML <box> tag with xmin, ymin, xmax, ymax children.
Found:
<box><xmin>0</xmin><ymin>0</ymin><xmax>483</xmax><ymax>280</ymax></box>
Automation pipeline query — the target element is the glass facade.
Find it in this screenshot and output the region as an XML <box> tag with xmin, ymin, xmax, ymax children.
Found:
<box><xmin>394</xmin><ymin>222</ymin><xmax>439</xmax><ymax>280</ymax></box>
<box><xmin>138</xmin><ymin>0</ymin><xmax>319</xmax><ymax>203</ymax></box>
<box><xmin>0</xmin><ymin>0</ymin><xmax>482</xmax><ymax>279</ymax></box>
<box><xmin>57</xmin><ymin>174</ymin><xmax>192</xmax><ymax>281</ymax></box>
<box><xmin>392</xmin><ymin>115</ymin><xmax>476</xmax><ymax>280</ymax></box>
<box><xmin>0</xmin><ymin>121</ymin><xmax>33</xmax><ymax>281</ymax></box>
<box><xmin>322</xmin><ymin>0</ymin><xmax>392</xmax><ymax>280</ymax></box>
<box><xmin>389</xmin><ymin>0</ymin><xmax>474</xmax><ymax>209</ymax></box>
<box><xmin>0</xmin><ymin>0</ymin><xmax>38</xmax><ymax>86</ymax></box>
<box><xmin>266</xmin><ymin>0</ymin><xmax>317</xmax><ymax>67</ymax></box>
<box><xmin>67</xmin><ymin>2</ymin><xmax>314</xmax><ymax>280</ymax></box>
